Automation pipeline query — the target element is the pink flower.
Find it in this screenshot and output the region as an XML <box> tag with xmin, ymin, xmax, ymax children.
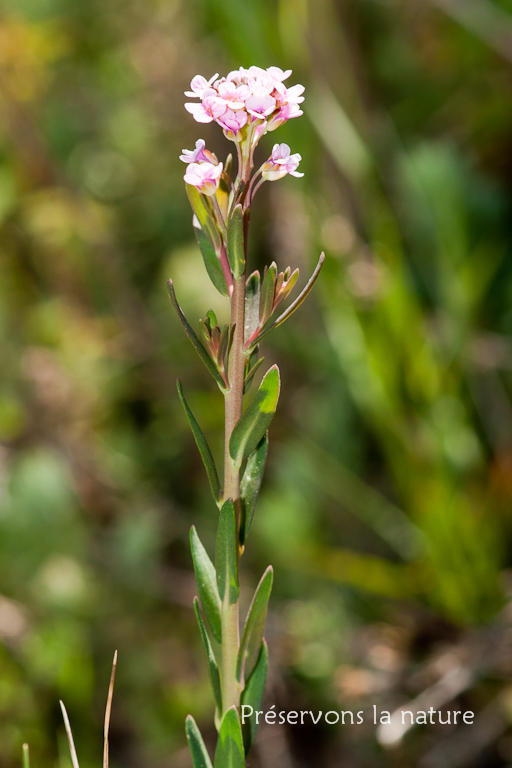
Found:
<box><xmin>266</xmin><ymin>102</ymin><xmax>303</xmax><ymax>132</ymax></box>
<box><xmin>217</xmin><ymin>81</ymin><xmax>251</xmax><ymax>110</ymax></box>
<box><xmin>184</xmin><ymin>73</ymin><xmax>219</xmax><ymax>98</ymax></box>
<box><xmin>245</xmin><ymin>94</ymin><xmax>276</xmax><ymax>119</ymax></box>
<box><xmin>265</xmin><ymin>66</ymin><xmax>292</xmax><ymax>82</ymax></box>
<box><xmin>184</xmin><ymin>161</ymin><xmax>224</xmax><ymax>196</ymax></box>
<box><xmin>261</xmin><ymin>143</ymin><xmax>303</xmax><ymax>181</ymax></box>
<box><xmin>217</xmin><ymin>108</ymin><xmax>248</xmax><ymax>133</ymax></box>
<box><xmin>185</xmin><ymin>95</ymin><xmax>226</xmax><ymax>123</ymax></box>
<box><xmin>179</xmin><ymin>139</ymin><xmax>217</xmax><ymax>164</ymax></box>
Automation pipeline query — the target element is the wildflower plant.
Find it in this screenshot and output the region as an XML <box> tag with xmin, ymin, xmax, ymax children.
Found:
<box><xmin>170</xmin><ymin>65</ymin><xmax>324</xmax><ymax>767</ymax></box>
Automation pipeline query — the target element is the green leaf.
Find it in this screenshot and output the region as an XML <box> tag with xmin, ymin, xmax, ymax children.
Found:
<box><xmin>237</xmin><ymin>566</ymin><xmax>273</xmax><ymax>682</ymax></box>
<box><xmin>240</xmin><ymin>435</ymin><xmax>268</xmax><ymax>545</ymax></box>
<box><xmin>167</xmin><ymin>281</ymin><xmax>227</xmax><ymax>388</ymax></box>
<box><xmin>259</xmin><ymin>263</ymin><xmax>277</xmax><ymax>326</ymax></box>
<box><xmin>241</xmin><ymin>640</ymin><xmax>268</xmax><ymax>755</ymax></box>
<box><xmin>244</xmin><ymin>271</ymin><xmax>260</xmax><ymax>343</ymax></box>
<box><xmin>215</xmin><ymin>500</ymin><xmax>239</xmax><ymax>604</ymax></box>
<box><xmin>214</xmin><ymin>707</ymin><xmax>245</xmax><ymax>768</ymax></box>
<box><xmin>22</xmin><ymin>744</ymin><xmax>30</xmax><ymax>768</ymax></box>
<box><xmin>229</xmin><ymin>366</ymin><xmax>280</xmax><ymax>468</ymax></box>
<box><xmin>186</xmin><ymin>184</ymin><xmax>221</xmax><ymax>250</ymax></box>
<box><xmin>247</xmin><ymin>252</ymin><xmax>325</xmax><ymax>349</ymax></box>
<box><xmin>227</xmin><ymin>204</ymin><xmax>245</xmax><ymax>279</ymax></box>
<box><xmin>190</xmin><ymin>526</ymin><xmax>222</xmax><ymax>643</ymax></box>
<box><xmin>193</xmin><ymin>598</ymin><xmax>222</xmax><ymax>713</ymax></box>
<box><xmin>243</xmin><ymin>356</ymin><xmax>264</xmax><ymax>394</ymax></box>
<box><xmin>185</xmin><ymin>716</ymin><xmax>214</xmax><ymax>768</ymax></box>
<box><xmin>177</xmin><ymin>380</ymin><xmax>222</xmax><ymax>505</ymax></box>
<box><xmin>193</xmin><ymin>222</ymin><xmax>229</xmax><ymax>297</ymax></box>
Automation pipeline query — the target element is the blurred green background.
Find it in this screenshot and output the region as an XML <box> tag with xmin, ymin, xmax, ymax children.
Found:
<box><xmin>2</xmin><ymin>0</ymin><xmax>512</xmax><ymax>766</ymax></box>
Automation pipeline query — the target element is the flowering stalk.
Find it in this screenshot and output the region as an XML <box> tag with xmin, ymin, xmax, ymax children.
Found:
<box><xmin>170</xmin><ymin>65</ymin><xmax>324</xmax><ymax>767</ymax></box>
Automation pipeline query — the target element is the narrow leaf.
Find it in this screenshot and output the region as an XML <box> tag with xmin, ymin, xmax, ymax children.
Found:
<box><xmin>229</xmin><ymin>366</ymin><xmax>280</xmax><ymax>468</ymax></box>
<box><xmin>167</xmin><ymin>281</ymin><xmax>226</xmax><ymax>388</ymax></box>
<box><xmin>186</xmin><ymin>716</ymin><xmax>214</xmax><ymax>768</ymax></box>
<box><xmin>103</xmin><ymin>650</ymin><xmax>117</xmax><ymax>768</ymax></box>
<box><xmin>237</xmin><ymin>567</ymin><xmax>273</xmax><ymax>682</ymax></box>
<box><xmin>214</xmin><ymin>707</ymin><xmax>245</xmax><ymax>768</ymax></box>
<box><xmin>243</xmin><ymin>356</ymin><xmax>265</xmax><ymax>394</ymax></box>
<box><xmin>247</xmin><ymin>252</ymin><xmax>325</xmax><ymax>349</ymax></box>
<box><xmin>215</xmin><ymin>499</ymin><xmax>239</xmax><ymax>604</ymax></box>
<box><xmin>177</xmin><ymin>380</ymin><xmax>222</xmax><ymax>505</ymax></box>
<box><xmin>186</xmin><ymin>184</ymin><xmax>221</xmax><ymax>251</ymax></box>
<box><xmin>259</xmin><ymin>263</ymin><xmax>277</xmax><ymax>326</ymax></box>
<box><xmin>190</xmin><ymin>526</ymin><xmax>222</xmax><ymax>643</ymax></box>
<box><xmin>241</xmin><ymin>640</ymin><xmax>268</xmax><ymax>755</ymax></box>
<box><xmin>22</xmin><ymin>745</ymin><xmax>30</xmax><ymax>768</ymax></box>
<box><xmin>193</xmin><ymin>222</ymin><xmax>229</xmax><ymax>297</ymax></box>
<box><xmin>60</xmin><ymin>701</ymin><xmax>80</xmax><ymax>768</ymax></box>
<box><xmin>240</xmin><ymin>434</ymin><xmax>268</xmax><ymax>545</ymax></box>
<box><xmin>193</xmin><ymin>598</ymin><xmax>222</xmax><ymax>713</ymax></box>
<box><xmin>244</xmin><ymin>271</ymin><xmax>260</xmax><ymax>343</ymax></box>
<box><xmin>227</xmin><ymin>204</ymin><xmax>245</xmax><ymax>279</ymax></box>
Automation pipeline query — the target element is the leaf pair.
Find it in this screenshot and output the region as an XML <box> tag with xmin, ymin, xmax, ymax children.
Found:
<box><xmin>244</xmin><ymin>252</ymin><xmax>325</xmax><ymax>350</ymax></box>
<box><xmin>186</xmin><ymin>707</ymin><xmax>245</xmax><ymax>768</ymax></box>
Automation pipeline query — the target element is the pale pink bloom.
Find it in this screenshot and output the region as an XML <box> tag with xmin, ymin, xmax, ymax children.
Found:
<box><xmin>217</xmin><ymin>81</ymin><xmax>251</xmax><ymax>110</ymax></box>
<box><xmin>266</xmin><ymin>66</ymin><xmax>292</xmax><ymax>82</ymax></box>
<box><xmin>184</xmin><ymin>161</ymin><xmax>223</xmax><ymax>195</ymax></box>
<box><xmin>226</xmin><ymin>67</ymin><xmax>250</xmax><ymax>83</ymax></box>
<box><xmin>283</xmin><ymin>83</ymin><xmax>305</xmax><ymax>104</ymax></box>
<box><xmin>266</xmin><ymin>102</ymin><xmax>303</xmax><ymax>132</ymax></box>
<box><xmin>245</xmin><ymin>94</ymin><xmax>276</xmax><ymax>119</ymax></box>
<box><xmin>248</xmin><ymin>74</ymin><xmax>276</xmax><ymax>97</ymax></box>
<box><xmin>184</xmin><ymin>73</ymin><xmax>219</xmax><ymax>98</ymax></box>
<box><xmin>179</xmin><ymin>139</ymin><xmax>215</xmax><ymax>164</ymax></box>
<box><xmin>217</xmin><ymin>108</ymin><xmax>248</xmax><ymax>133</ymax></box>
<box><xmin>185</xmin><ymin>95</ymin><xmax>226</xmax><ymax>123</ymax></box>
<box><xmin>261</xmin><ymin>143</ymin><xmax>303</xmax><ymax>181</ymax></box>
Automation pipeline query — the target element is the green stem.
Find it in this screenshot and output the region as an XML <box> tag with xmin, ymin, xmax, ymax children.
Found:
<box><xmin>221</xmin><ymin>273</ymin><xmax>246</xmax><ymax>713</ymax></box>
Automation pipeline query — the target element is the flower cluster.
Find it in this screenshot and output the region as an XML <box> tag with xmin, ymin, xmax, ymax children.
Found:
<box><xmin>180</xmin><ymin>66</ymin><xmax>305</xmax><ymax>199</ymax></box>
<box><xmin>185</xmin><ymin>66</ymin><xmax>304</xmax><ymax>140</ymax></box>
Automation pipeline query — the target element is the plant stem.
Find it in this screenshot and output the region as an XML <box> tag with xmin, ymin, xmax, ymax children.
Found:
<box><xmin>221</xmin><ymin>273</ymin><xmax>246</xmax><ymax>713</ymax></box>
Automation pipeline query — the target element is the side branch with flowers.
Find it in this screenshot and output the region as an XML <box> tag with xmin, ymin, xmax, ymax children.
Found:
<box><xmin>170</xmin><ymin>65</ymin><xmax>324</xmax><ymax>768</ymax></box>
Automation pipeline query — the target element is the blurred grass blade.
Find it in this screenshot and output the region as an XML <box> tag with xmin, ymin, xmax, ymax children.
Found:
<box><xmin>193</xmin><ymin>598</ymin><xmax>222</xmax><ymax>713</ymax></box>
<box><xmin>59</xmin><ymin>701</ymin><xmax>80</xmax><ymax>768</ymax></box>
<box><xmin>103</xmin><ymin>650</ymin><xmax>117</xmax><ymax>768</ymax></box>
<box><xmin>214</xmin><ymin>707</ymin><xmax>245</xmax><ymax>768</ymax></box>
<box><xmin>229</xmin><ymin>366</ymin><xmax>280</xmax><ymax>468</ymax></box>
<box><xmin>168</xmin><ymin>281</ymin><xmax>227</xmax><ymax>389</ymax></box>
<box><xmin>185</xmin><ymin>716</ymin><xmax>214</xmax><ymax>768</ymax></box>
<box><xmin>190</xmin><ymin>526</ymin><xmax>222</xmax><ymax>642</ymax></box>
<box><xmin>240</xmin><ymin>435</ymin><xmax>268</xmax><ymax>545</ymax></box>
<box><xmin>22</xmin><ymin>744</ymin><xmax>30</xmax><ymax>768</ymax></box>
<box><xmin>177</xmin><ymin>380</ymin><xmax>222</xmax><ymax>505</ymax></box>
<box><xmin>241</xmin><ymin>640</ymin><xmax>268</xmax><ymax>755</ymax></box>
<box><xmin>215</xmin><ymin>500</ymin><xmax>239</xmax><ymax>605</ymax></box>
<box><xmin>227</xmin><ymin>204</ymin><xmax>245</xmax><ymax>279</ymax></box>
<box><xmin>237</xmin><ymin>566</ymin><xmax>273</xmax><ymax>682</ymax></box>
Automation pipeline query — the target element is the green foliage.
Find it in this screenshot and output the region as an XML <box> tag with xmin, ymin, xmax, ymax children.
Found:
<box><xmin>240</xmin><ymin>435</ymin><xmax>268</xmax><ymax>545</ymax></box>
<box><xmin>237</xmin><ymin>567</ymin><xmax>273</xmax><ymax>682</ymax></box>
<box><xmin>215</xmin><ymin>500</ymin><xmax>239</xmax><ymax>605</ymax></box>
<box><xmin>229</xmin><ymin>366</ymin><xmax>280</xmax><ymax>467</ymax></box>
<box><xmin>185</xmin><ymin>716</ymin><xmax>214</xmax><ymax>768</ymax></box>
<box><xmin>240</xmin><ymin>640</ymin><xmax>268</xmax><ymax>755</ymax></box>
<box><xmin>193</xmin><ymin>599</ymin><xmax>222</xmax><ymax>714</ymax></box>
<box><xmin>214</xmin><ymin>708</ymin><xmax>245</xmax><ymax>768</ymax></box>
<box><xmin>190</xmin><ymin>527</ymin><xmax>222</xmax><ymax>643</ymax></box>
<box><xmin>226</xmin><ymin>204</ymin><xmax>245</xmax><ymax>279</ymax></box>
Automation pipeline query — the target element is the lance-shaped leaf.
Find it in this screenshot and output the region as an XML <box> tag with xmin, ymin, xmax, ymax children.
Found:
<box><xmin>215</xmin><ymin>500</ymin><xmax>239</xmax><ymax>604</ymax></box>
<box><xmin>243</xmin><ymin>356</ymin><xmax>264</xmax><ymax>394</ymax></box>
<box><xmin>186</xmin><ymin>716</ymin><xmax>214</xmax><ymax>768</ymax></box>
<box><xmin>214</xmin><ymin>707</ymin><xmax>245</xmax><ymax>768</ymax></box>
<box><xmin>193</xmin><ymin>220</ymin><xmax>229</xmax><ymax>297</ymax></box>
<box><xmin>190</xmin><ymin>526</ymin><xmax>222</xmax><ymax>643</ymax></box>
<box><xmin>177</xmin><ymin>380</ymin><xmax>222</xmax><ymax>505</ymax></box>
<box><xmin>246</xmin><ymin>252</ymin><xmax>325</xmax><ymax>349</ymax></box>
<box><xmin>241</xmin><ymin>640</ymin><xmax>268</xmax><ymax>755</ymax></box>
<box><xmin>168</xmin><ymin>281</ymin><xmax>227</xmax><ymax>389</ymax></box>
<box><xmin>259</xmin><ymin>263</ymin><xmax>277</xmax><ymax>327</ymax></box>
<box><xmin>244</xmin><ymin>271</ymin><xmax>260</xmax><ymax>343</ymax></box>
<box><xmin>227</xmin><ymin>204</ymin><xmax>245</xmax><ymax>279</ymax></box>
<box><xmin>229</xmin><ymin>366</ymin><xmax>280</xmax><ymax>468</ymax></box>
<box><xmin>237</xmin><ymin>566</ymin><xmax>273</xmax><ymax>682</ymax></box>
<box><xmin>240</xmin><ymin>435</ymin><xmax>268</xmax><ymax>545</ymax></box>
<box><xmin>193</xmin><ymin>598</ymin><xmax>222</xmax><ymax>713</ymax></box>
<box><xmin>186</xmin><ymin>184</ymin><xmax>222</xmax><ymax>251</ymax></box>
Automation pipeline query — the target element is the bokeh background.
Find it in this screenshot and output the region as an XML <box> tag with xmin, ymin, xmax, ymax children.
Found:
<box><xmin>2</xmin><ymin>0</ymin><xmax>512</xmax><ymax>766</ymax></box>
